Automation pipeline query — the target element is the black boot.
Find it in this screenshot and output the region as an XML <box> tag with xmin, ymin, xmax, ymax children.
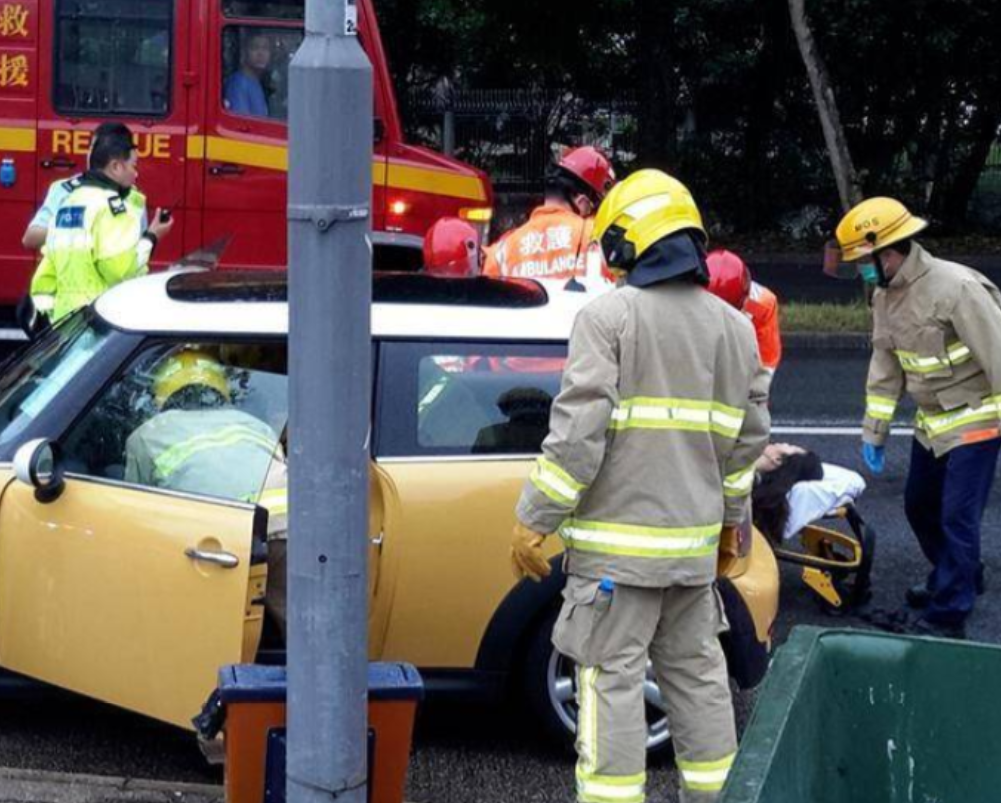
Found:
<box><xmin>905</xmin><ymin>564</ymin><xmax>986</xmax><ymax>608</ymax></box>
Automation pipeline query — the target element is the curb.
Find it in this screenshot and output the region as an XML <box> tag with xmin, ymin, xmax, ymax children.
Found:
<box><xmin>0</xmin><ymin>767</ymin><xmax>223</xmax><ymax>803</ymax></box>
<box><xmin>784</xmin><ymin>331</ymin><xmax>870</xmax><ymax>350</ymax></box>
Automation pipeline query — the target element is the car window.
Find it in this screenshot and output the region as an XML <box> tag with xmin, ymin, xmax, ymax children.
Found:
<box><xmin>376</xmin><ymin>342</ymin><xmax>567</xmax><ymax>458</ymax></box>
<box><xmin>54</xmin><ymin>0</ymin><xmax>172</xmax><ymax>117</ymax></box>
<box><xmin>62</xmin><ymin>341</ymin><xmax>288</xmax><ymax>504</ymax></box>
<box><xmin>0</xmin><ymin>314</ymin><xmax>112</xmax><ymax>451</ymax></box>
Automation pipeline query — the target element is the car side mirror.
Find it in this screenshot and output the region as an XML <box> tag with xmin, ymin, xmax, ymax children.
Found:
<box><xmin>374</xmin><ymin>117</ymin><xmax>385</xmax><ymax>145</ymax></box>
<box><xmin>13</xmin><ymin>438</ymin><xmax>66</xmax><ymax>503</ymax></box>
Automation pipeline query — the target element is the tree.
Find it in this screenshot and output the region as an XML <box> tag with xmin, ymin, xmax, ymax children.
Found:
<box><xmin>787</xmin><ymin>0</ymin><xmax>861</xmax><ymax>211</ymax></box>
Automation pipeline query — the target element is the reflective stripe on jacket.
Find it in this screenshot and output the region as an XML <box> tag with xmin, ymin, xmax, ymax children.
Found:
<box><xmin>482</xmin><ymin>205</ymin><xmax>593</xmax><ymax>281</ymax></box>
<box><xmin>41</xmin><ymin>179</ymin><xmax>150</xmax><ymax>322</ymax></box>
<box><xmin>124</xmin><ymin>408</ymin><xmax>280</xmax><ymax>501</ymax></box>
<box><xmin>516</xmin><ymin>282</ymin><xmax>771</xmax><ymax>588</ymax></box>
<box><xmin>863</xmin><ymin>243</ymin><xmax>1001</xmax><ymax>456</ymax></box>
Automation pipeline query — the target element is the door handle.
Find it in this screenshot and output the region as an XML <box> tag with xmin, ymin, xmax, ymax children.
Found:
<box><xmin>41</xmin><ymin>158</ymin><xmax>78</xmax><ymax>170</ymax></box>
<box><xmin>209</xmin><ymin>163</ymin><xmax>245</xmax><ymax>176</ymax></box>
<box><xmin>185</xmin><ymin>547</ymin><xmax>240</xmax><ymax>569</ymax></box>
<box><xmin>370</xmin><ymin>531</ymin><xmax>384</xmax><ymax>547</ymax></box>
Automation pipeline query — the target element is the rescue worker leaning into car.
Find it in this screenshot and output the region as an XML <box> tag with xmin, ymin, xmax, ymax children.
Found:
<box><xmin>482</xmin><ymin>146</ymin><xmax>615</xmax><ymax>284</ymax></box>
<box><xmin>511</xmin><ymin>170</ymin><xmax>771</xmax><ymax>803</ymax></box>
<box><xmin>839</xmin><ymin>197</ymin><xmax>1001</xmax><ymax>640</ymax></box>
<box><xmin>32</xmin><ymin>122</ymin><xmax>173</xmax><ymax>324</ymax></box>
<box><xmin>125</xmin><ymin>347</ymin><xmax>289</xmax><ymax>633</ymax></box>
<box><xmin>124</xmin><ymin>348</ymin><xmax>282</xmax><ymax>500</ymax></box>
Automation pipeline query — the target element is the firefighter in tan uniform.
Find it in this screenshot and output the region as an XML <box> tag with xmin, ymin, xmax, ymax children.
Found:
<box><xmin>837</xmin><ymin>197</ymin><xmax>1001</xmax><ymax>639</ymax></box>
<box><xmin>511</xmin><ymin>170</ymin><xmax>771</xmax><ymax>803</ymax></box>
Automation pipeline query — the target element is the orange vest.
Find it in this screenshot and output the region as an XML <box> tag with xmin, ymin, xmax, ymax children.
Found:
<box><xmin>483</xmin><ymin>205</ymin><xmax>593</xmax><ymax>280</ymax></box>
<box><xmin>745</xmin><ymin>282</ymin><xmax>781</xmax><ymax>371</ymax></box>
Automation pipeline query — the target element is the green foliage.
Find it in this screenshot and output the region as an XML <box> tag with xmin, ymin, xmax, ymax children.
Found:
<box><xmin>376</xmin><ymin>0</ymin><xmax>1001</xmax><ymax>235</ymax></box>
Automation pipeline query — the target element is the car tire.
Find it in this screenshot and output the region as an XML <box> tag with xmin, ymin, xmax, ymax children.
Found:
<box><xmin>520</xmin><ymin>606</ymin><xmax>675</xmax><ymax>757</ymax></box>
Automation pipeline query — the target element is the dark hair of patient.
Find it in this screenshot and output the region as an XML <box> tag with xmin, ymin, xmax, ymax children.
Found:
<box><xmin>752</xmin><ymin>451</ymin><xmax>823</xmax><ymax>544</ymax></box>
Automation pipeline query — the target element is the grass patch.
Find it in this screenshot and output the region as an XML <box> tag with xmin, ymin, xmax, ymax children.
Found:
<box><xmin>782</xmin><ymin>301</ymin><xmax>871</xmax><ymax>333</ymax></box>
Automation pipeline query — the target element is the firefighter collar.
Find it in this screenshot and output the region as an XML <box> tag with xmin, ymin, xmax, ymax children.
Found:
<box><xmin>887</xmin><ymin>242</ymin><xmax>931</xmax><ymax>289</ymax></box>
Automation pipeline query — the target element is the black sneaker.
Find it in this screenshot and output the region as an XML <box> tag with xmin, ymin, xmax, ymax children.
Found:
<box><xmin>905</xmin><ymin>583</ymin><xmax>932</xmax><ymax>609</ymax></box>
<box><xmin>904</xmin><ymin>566</ymin><xmax>986</xmax><ymax>609</ymax></box>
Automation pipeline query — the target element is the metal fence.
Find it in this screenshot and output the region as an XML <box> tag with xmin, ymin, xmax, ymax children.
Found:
<box><xmin>403</xmin><ymin>88</ymin><xmax>638</xmax><ymax>191</ymax></box>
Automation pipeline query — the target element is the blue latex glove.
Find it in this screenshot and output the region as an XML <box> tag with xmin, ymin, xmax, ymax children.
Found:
<box><xmin>862</xmin><ymin>442</ymin><xmax>885</xmax><ymax>475</ymax></box>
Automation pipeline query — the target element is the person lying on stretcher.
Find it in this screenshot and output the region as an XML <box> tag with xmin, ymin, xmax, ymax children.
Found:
<box><xmin>752</xmin><ymin>443</ymin><xmax>866</xmax><ymax>544</ymax></box>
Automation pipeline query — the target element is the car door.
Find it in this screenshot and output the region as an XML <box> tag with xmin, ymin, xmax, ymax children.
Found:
<box><xmin>0</xmin><ymin>336</ymin><xmax>288</xmax><ymax>728</ymax></box>
<box><xmin>0</xmin><ymin>468</ymin><xmax>259</xmax><ymax>728</ymax></box>
<box><xmin>370</xmin><ymin>340</ymin><xmax>567</xmax><ymax>668</ymax></box>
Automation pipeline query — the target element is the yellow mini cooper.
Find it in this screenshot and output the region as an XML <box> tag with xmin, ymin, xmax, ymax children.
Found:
<box><xmin>0</xmin><ymin>270</ymin><xmax>778</xmax><ymax>752</ymax></box>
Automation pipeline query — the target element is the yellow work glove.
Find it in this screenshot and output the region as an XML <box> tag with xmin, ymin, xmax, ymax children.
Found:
<box><xmin>511</xmin><ymin>521</ymin><xmax>552</xmax><ymax>582</ymax></box>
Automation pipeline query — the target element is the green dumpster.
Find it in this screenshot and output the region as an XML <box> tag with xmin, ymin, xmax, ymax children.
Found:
<box><xmin>722</xmin><ymin>626</ymin><xmax>1001</xmax><ymax>802</ymax></box>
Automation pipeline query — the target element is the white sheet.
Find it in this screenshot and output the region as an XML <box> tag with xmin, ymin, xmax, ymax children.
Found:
<box><xmin>782</xmin><ymin>463</ymin><xmax>867</xmax><ymax>541</ymax></box>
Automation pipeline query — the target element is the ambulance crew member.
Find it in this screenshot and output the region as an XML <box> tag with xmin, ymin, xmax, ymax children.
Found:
<box><xmin>706</xmin><ymin>249</ymin><xmax>782</xmax><ymax>377</ymax></box>
<box><xmin>422</xmin><ymin>216</ymin><xmax>481</xmax><ymax>277</ymax></box>
<box><xmin>511</xmin><ymin>169</ymin><xmax>770</xmax><ymax>803</ymax></box>
<box><xmin>483</xmin><ymin>146</ymin><xmax>615</xmax><ymax>282</ymax></box>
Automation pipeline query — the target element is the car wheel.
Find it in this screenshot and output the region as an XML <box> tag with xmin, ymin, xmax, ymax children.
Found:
<box><xmin>521</xmin><ymin>608</ymin><xmax>674</xmax><ymax>756</ymax></box>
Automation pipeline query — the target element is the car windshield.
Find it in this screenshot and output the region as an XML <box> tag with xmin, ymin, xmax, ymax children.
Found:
<box><xmin>0</xmin><ymin>314</ymin><xmax>112</xmax><ymax>450</ymax></box>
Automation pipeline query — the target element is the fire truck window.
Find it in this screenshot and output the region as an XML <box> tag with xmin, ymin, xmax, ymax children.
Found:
<box><xmin>222</xmin><ymin>27</ymin><xmax>303</xmax><ymax>121</ymax></box>
<box><xmin>54</xmin><ymin>0</ymin><xmax>172</xmax><ymax>117</ymax></box>
<box><xmin>223</xmin><ymin>0</ymin><xmax>304</xmax><ymax>21</ymax></box>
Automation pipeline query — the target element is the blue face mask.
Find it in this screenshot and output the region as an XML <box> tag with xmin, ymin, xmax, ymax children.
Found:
<box><xmin>858</xmin><ymin>261</ymin><xmax>881</xmax><ymax>285</ymax></box>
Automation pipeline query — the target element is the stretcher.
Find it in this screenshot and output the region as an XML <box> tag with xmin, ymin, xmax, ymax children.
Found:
<box><xmin>767</xmin><ymin>468</ymin><xmax>877</xmax><ymax>612</ymax></box>
<box><xmin>772</xmin><ymin>503</ymin><xmax>876</xmax><ymax>611</ymax></box>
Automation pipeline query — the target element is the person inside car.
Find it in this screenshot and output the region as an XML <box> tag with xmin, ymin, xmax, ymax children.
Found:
<box><xmin>124</xmin><ymin>347</ymin><xmax>282</xmax><ymax>500</ymax></box>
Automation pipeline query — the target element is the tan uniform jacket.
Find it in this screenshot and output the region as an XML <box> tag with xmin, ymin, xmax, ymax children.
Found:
<box><xmin>863</xmin><ymin>244</ymin><xmax>1001</xmax><ymax>457</ymax></box>
<box><xmin>516</xmin><ymin>282</ymin><xmax>771</xmax><ymax>588</ymax></box>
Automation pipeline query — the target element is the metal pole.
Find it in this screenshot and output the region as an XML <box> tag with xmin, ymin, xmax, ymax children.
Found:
<box><xmin>443</xmin><ymin>110</ymin><xmax>456</xmax><ymax>156</ymax></box>
<box><xmin>287</xmin><ymin>0</ymin><xmax>372</xmax><ymax>801</ymax></box>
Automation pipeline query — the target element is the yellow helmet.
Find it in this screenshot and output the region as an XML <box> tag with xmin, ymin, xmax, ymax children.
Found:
<box><xmin>592</xmin><ymin>169</ymin><xmax>706</xmax><ymax>270</ymax></box>
<box><xmin>835</xmin><ymin>197</ymin><xmax>928</xmax><ymax>262</ymax></box>
<box><xmin>153</xmin><ymin>348</ymin><xmax>230</xmax><ymax>408</ymax></box>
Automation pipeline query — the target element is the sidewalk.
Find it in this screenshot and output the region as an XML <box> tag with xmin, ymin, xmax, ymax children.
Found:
<box><xmin>0</xmin><ymin>767</ymin><xmax>222</xmax><ymax>803</ymax></box>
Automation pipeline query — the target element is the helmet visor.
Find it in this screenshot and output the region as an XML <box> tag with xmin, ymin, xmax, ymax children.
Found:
<box><xmin>600</xmin><ymin>224</ymin><xmax>631</xmax><ymax>269</ymax></box>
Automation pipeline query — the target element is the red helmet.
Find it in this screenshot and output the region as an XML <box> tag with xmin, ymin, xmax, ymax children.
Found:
<box><xmin>558</xmin><ymin>146</ymin><xmax>616</xmax><ymax>201</ymax></box>
<box><xmin>706</xmin><ymin>249</ymin><xmax>752</xmax><ymax>310</ymax></box>
<box><xmin>423</xmin><ymin>217</ymin><xmax>480</xmax><ymax>277</ymax></box>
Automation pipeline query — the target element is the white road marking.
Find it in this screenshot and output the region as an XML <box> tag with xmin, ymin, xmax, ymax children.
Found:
<box><xmin>772</xmin><ymin>425</ymin><xmax>913</xmax><ymax>436</ymax></box>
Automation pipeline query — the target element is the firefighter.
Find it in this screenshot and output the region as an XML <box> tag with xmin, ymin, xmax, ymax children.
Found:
<box><xmin>34</xmin><ymin>123</ymin><xmax>173</xmax><ymax>324</ymax></box>
<box><xmin>706</xmin><ymin>249</ymin><xmax>782</xmax><ymax>376</ymax></box>
<box><xmin>838</xmin><ymin>196</ymin><xmax>1001</xmax><ymax>639</ymax></box>
<box><xmin>124</xmin><ymin>348</ymin><xmax>281</xmax><ymax>500</ymax></box>
<box><xmin>511</xmin><ymin>169</ymin><xmax>770</xmax><ymax>803</ymax></box>
<box><xmin>422</xmin><ymin>216</ymin><xmax>481</xmax><ymax>277</ymax></box>
<box><xmin>482</xmin><ymin>146</ymin><xmax>615</xmax><ymax>281</ymax></box>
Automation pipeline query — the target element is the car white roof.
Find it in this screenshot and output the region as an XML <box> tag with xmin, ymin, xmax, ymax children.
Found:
<box><xmin>95</xmin><ymin>269</ymin><xmax>594</xmax><ymax>342</ymax></box>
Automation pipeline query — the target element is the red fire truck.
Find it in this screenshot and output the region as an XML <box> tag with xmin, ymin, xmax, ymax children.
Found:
<box><xmin>0</xmin><ymin>0</ymin><xmax>493</xmax><ymax>303</ymax></box>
